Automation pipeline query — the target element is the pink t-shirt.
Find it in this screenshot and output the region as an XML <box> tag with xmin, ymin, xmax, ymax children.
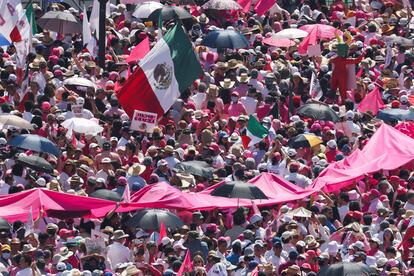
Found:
<box><xmin>225</xmin><ymin>102</ymin><xmax>247</xmax><ymax>116</ymax></box>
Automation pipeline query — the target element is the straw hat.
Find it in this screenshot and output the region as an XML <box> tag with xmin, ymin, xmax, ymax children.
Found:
<box><xmin>215</xmin><ymin>62</ymin><xmax>228</xmax><ymax>70</ymax></box>
<box><xmin>227</xmin><ymin>59</ymin><xmax>241</xmax><ymax>69</ymax></box>
<box><xmin>220</xmin><ymin>78</ymin><xmax>235</xmax><ymax>89</ymax></box>
<box><xmin>112</xmin><ymin>230</ymin><xmax>129</xmax><ymax>241</ymax></box>
<box><xmin>237</xmin><ymin>73</ymin><xmax>251</xmax><ymax>83</ymax></box>
<box><xmin>121</xmin><ymin>265</ymin><xmax>140</xmax><ymax>276</ymax></box>
<box><xmin>361</xmin><ymin>58</ymin><xmax>376</xmax><ymax>68</ymax></box>
<box><xmin>197</xmin><ymin>13</ymin><xmax>209</xmax><ymax>24</ymax></box>
<box><xmin>29</xmin><ymin>59</ymin><xmax>40</xmax><ymax>69</ymax></box>
<box><xmin>127</xmin><ymin>163</ymin><xmax>146</xmax><ymax>176</ymax></box>
<box><xmin>59</xmin><ymin>247</ymin><xmax>74</xmax><ymax>258</ymax></box>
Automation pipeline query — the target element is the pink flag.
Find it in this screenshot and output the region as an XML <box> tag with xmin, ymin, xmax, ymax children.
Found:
<box><xmin>254</xmin><ymin>0</ymin><xmax>275</xmax><ymax>16</ymax></box>
<box><xmin>251</xmin><ymin>200</ymin><xmax>260</xmax><ymax>215</ymax></box>
<box><xmin>356</xmin><ymin>67</ymin><xmax>363</xmax><ymax>78</ymax></box>
<box><xmin>357</xmin><ymin>87</ymin><xmax>384</xmax><ymax>115</ymax></box>
<box><xmin>238</xmin><ymin>0</ymin><xmax>252</xmax><ymax>13</ymax></box>
<box><xmin>298</xmin><ymin>28</ymin><xmax>318</xmax><ymax>55</ymax></box>
<box><xmin>126</xmin><ymin>36</ymin><xmax>150</xmax><ymax>63</ymax></box>
<box><xmin>177</xmin><ymin>250</ymin><xmax>193</xmax><ymax>276</ymax></box>
<box><xmin>158</xmin><ymin>222</ymin><xmax>167</xmax><ymax>246</ymax></box>
<box><xmin>122</xmin><ymin>183</ymin><xmax>131</xmax><ymax>203</ymax></box>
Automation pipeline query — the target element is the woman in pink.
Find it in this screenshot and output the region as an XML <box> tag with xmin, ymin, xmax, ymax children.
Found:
<box><xmin>225</xmin><ymin>91</ymin><xmax>247</xmax><ymax>117</ymax></box>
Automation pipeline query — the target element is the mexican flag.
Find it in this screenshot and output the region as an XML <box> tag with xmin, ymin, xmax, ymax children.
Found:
<box><xmin>118</xmin><ymin>22</ymin><xmax>202</xmax><ymax>118</ymax></box>
<box><xmin>242</xmin><ymin>115</ymin><xmax>269</xmax><ymax>148</ymax></box>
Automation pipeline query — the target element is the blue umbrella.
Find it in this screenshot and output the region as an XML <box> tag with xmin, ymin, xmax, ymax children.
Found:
<box><xmin>377</xmin><ymin>108</ymin><xmax>410</xmax><ymax>122</ymax></box>
<box><xmin>8</xmin><ymin>134</ymin><xmax>61</xmax><ymax>157</ymax></box>
<box><xmin>201</xmin><ymin>29</ymin><xmax>249</xmax><ymax>49</ymax></box>
<box><xmin>0</xmin><ymin>34</ymin><xmax>10</xmax><ymax>47</ymax></box>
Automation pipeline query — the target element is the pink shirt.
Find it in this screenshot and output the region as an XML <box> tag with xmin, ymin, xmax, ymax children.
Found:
<box><xmin>225</xmin><ymin>102</ymin><xmax>247</xmax><ymax>116</ymax></box>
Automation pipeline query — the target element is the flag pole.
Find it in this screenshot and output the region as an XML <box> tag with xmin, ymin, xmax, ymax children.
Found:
<box><xmin>98</xmin><ymin>0</ymin><xmax>107</xmax><ymax>69</ymax></box>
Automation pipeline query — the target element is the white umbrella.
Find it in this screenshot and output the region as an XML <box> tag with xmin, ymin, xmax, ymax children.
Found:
<box><xmin>202</xmin><ymin>0</ymin><xmax>241</xmax><ymax>10</ymax></box>
<box><xmin>0</xmin><ymin>115</ymin><xmax>33</xmax><ymax>130</ymax></box>
<box><xmin>272</xmin><ymin>28</ymin><xmax>309</xmax><ymax>39</ymax></box>
<box><xmin>63</xmin><ymin>77</ymin><xmax>95</xmax><ymax>88</ymax></box>
<box><xmin>61</xmin><ymin>118</ymin><xmax>103</xmax><ymax>135</ymax></box>
<box><xmin>288</xmin><ymin>207</ymin><xmax>312</xmax><ymax>218</ymax></box>
<box><xmin>133</xmin><ymin>1</ymin><xmax>164</xmax><ymax>19</ymax></box>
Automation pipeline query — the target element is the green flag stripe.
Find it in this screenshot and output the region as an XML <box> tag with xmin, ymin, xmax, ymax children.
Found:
<box><xmin>163</xmin><ymin>22</ymin><xmax>203</xmax><ymax>92</ymax></box>
<box><xmin>25</xmin><ymin>2</ymin><xmax>37</xmax><ymax>34</ymax></box>
<box><xmin>247</xmin><ymin>115</ymin><xmax>268</xmax><ymax>138</ymax></box>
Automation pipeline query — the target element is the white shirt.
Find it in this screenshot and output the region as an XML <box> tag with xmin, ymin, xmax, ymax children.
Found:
<box><xmin>22</xmin><ymin>111</ymin><xmax>33</xmax><ymax>123</ymax></box>
<box><xmin>405</xmin><ymin>202</ymin><xmax>414</xmax><ymax>211</ymax></box>
<box><xmin>164</xmin><ymin>156</ymin><xmax>179</xmax><ymax>170</ymax></box>
<box><xmin>96</xmin><ymin>170</ymin><xmax>109</xmax><ymax>182</ymax></box>
<box><xmin>338</xmin><ymin>204</ymin><xmax>349</xmax><ymax>222</ymax></box>
<box><xmin>107</xmin><ymin>241</ymin><xmax>132</xmax><ymax>270</ymax></box>
<box><xmin>240</xmin><ymin>97</ymin><xmax>258</xmax><ymax>115</ymax></box>
<box><xmin>0</xmin><ymin>182</ymin><xmax>10</xmax><ymax>195</ymax></box>
<box><xmin>285</xmin><ymin>173</ymin><xmax>312</xmax><ymax>188</ymax></box>
<box><xmin>265</xmin><ymin>250</ymin><xmax>286</xmax><ymax>270</ymax></box>
<box><xmin>16</xmin><ymin>268</ymin><xmax>32</xmax><ymax>276</ymax></box>
<box><xmin>368</xmin><ymin>198</ymin><xmax>384</xmax><ymax>214</ymax></box>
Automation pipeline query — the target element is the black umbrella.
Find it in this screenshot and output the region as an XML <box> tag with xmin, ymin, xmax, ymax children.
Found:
<box><xmin>287</xmin><ymin>134</ymin><xmax>323</xmax><ymax>149</ymax></box>
<box><xmin>317</xmin><ymin>263</ymin><xmax>374</xmax><ymax>276</ymax></box>
<box><xmin>0</xmin><ymin>218</ymin><xmax>10</xmax><ymax>231</ymax></box>
<box><xmin>17</xmin><ymin>155</ymin><xmax>54</xmax><ymax>173</ymax></box>
<box><xmin>297</xmin><ymin>102</ymin><xmax>340</xmax><ymax>122</ymax></box>
<box><xmin>8</xmin><ymin>134</ymin><xmax>61</xmax><ymax>157</ymax></box>
<box><xmin>174</xmin><ymin>161</ymin><xmax>213</xmax><ymax>179</ymax></box>
<box><xmin>148</xmin><ymin>6</ymin><xmax>193</xmax><ymax>21</ymax></box>
<box><xmin>90</xmin><ymin>189</ymin><xmax>122</xmax><ymax>202</ymax></box>
<box><xmin>211</xmin><ymin>181</ymin><xmax>268</xmax><ymax>200</ymax></box>
<box><xmin>201</xmin><ymin>29</ymin><xmax>249</xmax><ymax>49</ymax></box>
<box><xmin>126</xmin><ymin>209</ymin><xmax>184</xmax><ymax>230</ymax></box>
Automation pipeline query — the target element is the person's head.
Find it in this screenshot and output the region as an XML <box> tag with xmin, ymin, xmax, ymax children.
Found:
<box><xmin>19</xmin><ymin>254</ymin><xmax>32</xmax><ymax>269</ymax></box>
<box><xmin>217</xmin><ymin>238</ymin><xmax>228</xmax><ymax>253</ymax></box>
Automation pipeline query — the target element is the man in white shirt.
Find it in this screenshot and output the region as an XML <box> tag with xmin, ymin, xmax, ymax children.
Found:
<box><xmin>15</xmin><ymin>254</ymin><xmax>35</xmax><ymax>276</ymax></box>
<box><xmin>265</xmin><ymin>240</ymin><xmax>286</xmax><ymax>272</ymax></box>
<box><xmin>240</xmin><ymin>87</ymin><xmax>258</xmax><ymax>115</ymax></box>
<box><xmin>107</xmin><ymin>230</ymin><xmax>132</xmax><ymax>270</ymax></box>
<box><xmin>285</xmin><ymin>162</ymin><xmax>312</xmax><ymax>189</ymax></box>
<box><xmin>368</xmin><ymin>189</ymin><xmax>384</xmax><ymax>214</ymax></box>
<box><xmin>163</xmin><ymin>146</ymin><xmax>180</xmax><ymax>170</ymax></box>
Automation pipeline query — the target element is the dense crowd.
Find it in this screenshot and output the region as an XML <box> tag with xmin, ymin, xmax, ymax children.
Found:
<box><xmin>2</xmin><ymin>0</ymin><xmax>414</xmax><ymax>275</ymax></box>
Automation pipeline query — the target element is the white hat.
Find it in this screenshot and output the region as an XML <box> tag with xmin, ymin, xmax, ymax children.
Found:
<box><xmin>311</xmin><ymin>156</ymin><xmax>320</xmax><ymax>164</ymax></box>
<box><xmin>401</xmin><ymin>95</ymin><xmax>409</xmax><ymax>104</ymax></box>
<box><xmin>56</xmin><ymin>262</ymin><xmax>66</xmax><ymax>271</ymax></box>
<box><xmin>36</xmin><ymin>178</ymin><xmax>46</xmax><ymax>187</ymax></box>
<box><xmin>367</xmin><ymin>83</ymin><xmax>375</xmax><ymax>91</ymax></box>
<box><xmin>327</xmin><ymin>139</ymin><xmax>337</xmax><ymax>148</ymax></box>
<box><xmin>135</xmin><ymin>229</ymin><xmax>149</xmax><ymax>239</ymax></box>
<box><xmin>377</xmin><ymin>257</ymin><xmax>388</xmax><ymax>268</ymax></box>
<box><xmin>4</xmin><ymin>61</ymin><xmax>14</xmax><ymax>67</ymax></box>
<box><xmin>76</xmin><ymin>97</ymin><xmax>85</xmax><ymax>106</ymax></box>
<box><xmin>287</xmin><ymin>148</ymin><xmax>297</xmax><ymax>157</ymax></box>
<box><xmin>348</xmin><ymin>190</ymin><xmax>360</xmax><ymax>201</ymax></box>
<box><xmin>160</xmin><ymin>237</ymin><xmax>173</xmax><ymax>246</ymax></box>
<box><xmin>89</xmin><ymin>143</ymin><xmax>99</xmax><ymax>149</ymax></box>
<box><xmin>0</xmin><ymin>138</ymin><xmax>7</xmax><ymax>145</ymax></box>
<box><xmin>173</xmin><ymin>242</ymin><xmax>187</xmax><ymax>250</ymax></box>
<box><xmin>318</xmin><ymin>159</ymin><xmax>328</xmax><ymax>167</ymax></box>
<box><xmin>281</xmin><ymin>231</ymin><xmax>293</xmax><ymax>240</ymax></box>
<box><xmin>346</xmin><ymin>110</ymin><xmax>355</xmax><ymax>120</ymax></box>
<box><xmin>290</xmin><ymin>115</ymin><xmax>300</xmax><ymax>122</ymax></box>
<box><xmin>326</xmin><ymin>241</ymin><xmax>342</xmax><ymax>255</ymax></box>
<box><xmin>250</xmin><ymin>214</ymin><xmax>263</xmax><ymax>224</ymax></box>
<box><xmin>350</xmin><ymin>241</ymin><xmax>364</xmax><ymax>251</ymax></box>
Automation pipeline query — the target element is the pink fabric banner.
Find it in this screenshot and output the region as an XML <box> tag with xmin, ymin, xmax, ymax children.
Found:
<box><xmin>357</xmin><ymin>87</ymin><xmax>384</xmax><ymax>115</ymax></box>
<box><xmin>309</xmin><ymin>124</ymin><xmax>414</xmax><ymax>192</ymax></box>
<box><xmin>254</xmin><ymin>0</ymin><xmax>275</xmax><ymax>16</ymax></box>
<box><xmin>237</xmin><ymin>0</ymin><xmax>252</xmax><ymax>13</ymax></box>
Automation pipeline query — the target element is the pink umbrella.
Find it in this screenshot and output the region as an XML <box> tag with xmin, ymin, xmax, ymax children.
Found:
<box><xmin>263</xmin><ymin>37</ymin><xmax>295</xmax><ymax>48</ymax></box>
<box><xmin>299</xmin><ymin>24</ymin><xmax>343</xmax><ymax>40</ymax></box>
<box><xmin>298</xmin><ymin>24</ymin><xmax>343</xmax><ymax>55</ymax></box>
<box><xmin>395</xmin><ymin>121</ymin><xmax>414</xmax><ymax>139</ymax></box>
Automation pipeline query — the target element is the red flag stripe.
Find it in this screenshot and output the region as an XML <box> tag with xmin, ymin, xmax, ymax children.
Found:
<box><xmin>117</xmin><ymin>65</ymin><xmax>164</xmax><ymax>118</ymax></box>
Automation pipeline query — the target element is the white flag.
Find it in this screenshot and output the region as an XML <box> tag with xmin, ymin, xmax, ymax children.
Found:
<box><xmin>82</xmin><ymin>5</ymin><xmax>98</xmax><ymax>56</ymax></box>
<box><xmin>310</xmin><ymin>71</ymin><xmax>323</xmax><ymax>100</ymax></box>
<box><xmin>90</xmin><ymin>0</ymin><xmax>110</xmax><ymax>39</ymax></box>
<box><xmin>25</xmin><ymin>206</ymin><xmax>34</xmax><ymax>233</ymax></box>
